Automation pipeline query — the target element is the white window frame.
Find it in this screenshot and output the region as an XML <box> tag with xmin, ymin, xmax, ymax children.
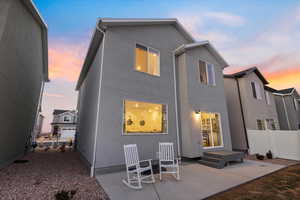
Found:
<box><xmin>134</xmin><ymin>43</ymin><xmax>160</xmax><ymax>77</ymax></box>
<box><xmin>199</xmin><ymin>60</ymin><xmax>216</xmax><ymax>86</ymax></box>
<box><xmin>122</xmin><ymin>99</ymin><xmax>168</xmax><ymax>136</ymax></box>
<box><xmin>251</xmin><ymin>81</ymin><xmax>262</xmax><ymax>100</ymax></box>
<box><xmin>199</xmin><ymin>112</ymin><xmax>224</xmax><ymax>149</ymax></box>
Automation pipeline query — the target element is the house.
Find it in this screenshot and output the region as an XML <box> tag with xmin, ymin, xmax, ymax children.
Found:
<box><xmin>0</xmin><ymin>0</ymin><xmax>48</xmax><ymax>168</ymax></box>
<box><xmin>224</xmin><ymin>67</ymin><xmax>279</xmax><ymax>152</ymax></box>
<box><xmin>32</xmin><ymin>114</ymin><xmax>45</xmax><ymax>142</ymax></box>
<box><xmin>76</xmin><ymin>18</ymin><xmax>232</xmax><ymax>175</ymax></box>
<box><xmin>51</xmin><ymin>110</ymin><xmax>77</xmax><ymax>140</ymax></box>
<box><xmin>273</xmin><ymin>88</ymin><xmax>300</xmax><ymax>130</ymax></box>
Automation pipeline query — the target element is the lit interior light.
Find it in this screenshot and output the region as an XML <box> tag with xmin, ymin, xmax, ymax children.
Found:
<box><xmin>137</xmin><ymin>66</ymin><xmax>141</xmax><ymax>70</ymax></box>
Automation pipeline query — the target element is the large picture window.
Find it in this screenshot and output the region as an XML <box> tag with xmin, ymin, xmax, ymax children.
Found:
<box><xmin>199</xmin><ymin>60</ymin><xmax>215</xmax><ymax>85</ymax></box>
<box><xmin>123</xmin><ymin>100</ymin><xmax>167</xmax><ymax>134</ymax></box>
<box><xmin>135</xmin><ymin>44</ymin><xmax>160</xmax><ymax>76</ymax></box>
<box><xmin>200</xmin><ymin>112</ymin><xmax>223</xmax><ymax>148</ymax></box>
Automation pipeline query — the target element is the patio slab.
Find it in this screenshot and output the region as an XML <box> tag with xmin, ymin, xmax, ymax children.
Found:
<box><xmin>96</xmin><ymin>160</ymin><xmax>284</xmax><ymax>200</ymax></box>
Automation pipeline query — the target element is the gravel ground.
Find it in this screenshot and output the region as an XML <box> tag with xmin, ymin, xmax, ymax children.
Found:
<box><xmin>0</xmin><ymin>150</ymin><xmax>109</xmax><ymax>200</ymax></box>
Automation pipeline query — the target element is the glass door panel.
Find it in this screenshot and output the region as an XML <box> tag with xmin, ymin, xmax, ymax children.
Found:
<box><xmin>200</xmin><ymin>112</ymin><xmax>223</xmax><ymax>148</ymax></box>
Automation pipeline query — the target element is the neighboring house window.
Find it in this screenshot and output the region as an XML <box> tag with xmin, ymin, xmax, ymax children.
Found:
<box><xmin>200</xmin><ymin>112</ymin><xmax>223</xmax><ymax>148</ymax></box>
<box><xmin>123</xmin><ymin>100</ymin><xmax>167</xmax><ymax>134</ymax></box>
<box><xmin>293</xmin><ymin>98</ymin><xmax>299</xmax><ymax>110</ymax></box>
<box><xmin>265</xmin><ymin>91</ymin><xmax>271</xmax><ymax>105</ymax></box>
<box><xmin>135</xmin><ymin>44</ymin><xmax>160</xmax><ymax>76</ymax></box>
<box><xmin>251</xmin><ymin>81</ymin><xmax>262</xmax><ymax>100</ymax></box>
<box><xmin>199</xmin><ymin>60</ymin><xmax>215</xmax><ymax>85</ymax></box>
<box><xmin>63</xmin><ymin>116</ymin><xmax>70</xmax><ymax>122</ymax></box>
<box><xmin>266</xmin><ymin>119</ymin><xmax>276</xmax><ymax>130</ymax></box>
<box><xmin>257</xmin><ymin>119</ymin><xmax>266</xmax><ymax>130</ymax></box>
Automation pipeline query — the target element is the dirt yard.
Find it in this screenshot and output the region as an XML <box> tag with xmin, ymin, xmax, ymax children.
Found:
<box><xmin>0</xmin><ymin>150</ymin><xmax>109</xmax><ymax>200</ymax></box>
<box><xmin>208</xmin><ymin>164</ymin><xmax>300</xmax><ymax>200</ymax></box>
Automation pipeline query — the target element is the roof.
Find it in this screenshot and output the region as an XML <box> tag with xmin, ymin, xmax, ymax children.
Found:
<box><xmin>224</xmin><ymin>67</ymin><xmax>269</xmax><ymax>84</ymax></box>
<box><xmin>53</xmin><ymin>109</ymin><xmax>69</xmax><ymax>115</ymax></box>
<box><xmin>75</xmin><ymin>18</ymin><xmax>196</xmax><ymax>90</ymax></box>
<box><xmin>174</xmin><ymin>41</ymin><xmax>229</xmax><ymax>68</ymax></box>
<box><xmin>276</xmin><ymin>88</ymin><xmax>294</xmax><ymax>94</ymax></box>
<box><xmin>264</xmin><ymin>86</ymin><xmax>277</xmax><ymax>93</ymax></box>
<box><xmin>22</xmin><ymin>0</ymin><xmax>49</xmax><ymax>82</ymax></box>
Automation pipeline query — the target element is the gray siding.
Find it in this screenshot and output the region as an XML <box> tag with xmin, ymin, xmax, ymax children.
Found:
<box><xmin>224</xmin><ymin>77</ymin><xmax>247</xmax><ymax>151</ymax></box>
<box><xmin>77</xmin><ymin>44</ymin><xmax>102</xmax><ymax>164</ymax></box>
<box><xmin>95</xmin><ymin>25</ymin><xmax>189</xmax><ymax>169</ymax></box>
<box><xmin>0</xmin><ymin>0</ymin><xmax>44</xmax><ymax>167</ymax></box>
<box><xmin>177</xmin><ymin>47</ymin><xmax>232</xmax><ymax>157</ymax></box>
<box><xmin>237</xmin><ymin>73</ymin><xmax>279</xmax><ymax>130</ymax></box>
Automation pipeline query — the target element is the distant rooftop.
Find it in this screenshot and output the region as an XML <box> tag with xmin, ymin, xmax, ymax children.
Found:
<box><xmin>224</xmin><ymin>67</ymin><xmax>269</xmax><ymax>85</ymax></box>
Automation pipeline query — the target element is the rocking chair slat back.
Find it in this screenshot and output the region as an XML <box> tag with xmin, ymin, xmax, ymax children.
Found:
<box><xmin>159</xmin><ymin>142</ymin><xmax>174</xmax><ymax>161</ymax></box>
<box><xmin>124</xmin><ymin>144</ymin><xmax>140</xmax><ymax>167</ymax></box>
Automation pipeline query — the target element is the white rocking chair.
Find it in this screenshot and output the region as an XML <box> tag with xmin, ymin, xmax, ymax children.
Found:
<box><xmin>159</xmin><ymin>142</ymin><xmax>180</xmax><ymax>180</ymax></box>
<box><xmin>122</xmin><ymin>144</ymin><xmax>155</xmax><ymax>189</ymax></box>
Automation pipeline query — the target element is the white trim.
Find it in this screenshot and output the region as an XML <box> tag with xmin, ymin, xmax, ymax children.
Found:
<box><xmin>121</xmin><ymin>99</ymin><xmax>168</xmax><ymax>135</ymax></box>
<box><xmin>200</xmin><ymin>112</ymin><xmax>224</xmax><ymax>149</ymax></box>
<box><xmin>91</xmin><ymin>25</ymin><xmax>106</xmax><ymax>178</ymax></box>
<box><xmin>273</xmin><ymin>88</ymin><xmax>295</xmax><ymax>96</ymax></box>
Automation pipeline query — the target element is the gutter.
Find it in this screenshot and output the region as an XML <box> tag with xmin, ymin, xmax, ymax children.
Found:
<box><xmin>171</xmin><ymin>48</ymin><xmax>182</xmax><ymax>159</ymax></box>
<box><xmin>235</xmin><ymin>78</ymin><xmax>249</xmax><ymax>151</ymax></box>
<box><xmin>90</xmin><ymin>22</ymin><xmax>106</xmax><ymax>177</ymax></box>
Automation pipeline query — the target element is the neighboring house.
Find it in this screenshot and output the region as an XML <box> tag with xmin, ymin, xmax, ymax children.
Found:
<box><xmin>0</xmin><ymin>0</ymin><xmax>48</xmax><ymax>168</ymax></box>
<box><xmin>32</xmin><ymin>114</ymin><xmax>44</xmax><ymax>142</ymax></box>
<box><xmin>224</xmin><ymin>67</ymin><xmax>279</xmax><ymax>152</ymax></box>
<box><xmin>273</xmin><ymin>88</ymin><xmax>300</xmax><ymax>130</ymax></box>
<box><xmin>76</xmin><ymin>18</ymin><xmax>232</xmax><ymax>175</ymax></box>
<box><xmin>51</xmin><ymin>110</ymin><xmax>77</xmax><ymax>140</ymax></box>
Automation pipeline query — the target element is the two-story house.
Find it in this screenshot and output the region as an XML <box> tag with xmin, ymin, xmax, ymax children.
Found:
<box><xmin>0</xmin><ymin>0</ymin><xmax>48</xmax><ymax>168</ymax></box>
<box><xmin>51</xmin><ymin>110</ymin><xmax>77</xmax><ymax>140</ymax></box>
<box><xmin>224</xmin><ymin>67</ymin><xmax>279</xmax><ymax>152</ymax></box>
<box><xmin>273</xmin><ymin>88</ymin><xmax>300</xmax><ymax>130</ymax></box>
<box><xmin>76</xmin><ymin>18</ymin><xmax>233</xmax><ymax>176</ymax></box>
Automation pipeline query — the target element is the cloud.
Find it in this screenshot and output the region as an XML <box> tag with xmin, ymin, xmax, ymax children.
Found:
<box><xmin>48</xmin><ymin>39</ymin><xmax>88</xmax><ymax>82</ymax></box>
<box><xmin>44</xmin><ymin>92</ymin><xmax>65</xmax><ymax>98</ymax></box>
<box><xmin>203</xmin><ymin>12</ymin><xmax>245</xmax><ymax>27</ymax></box>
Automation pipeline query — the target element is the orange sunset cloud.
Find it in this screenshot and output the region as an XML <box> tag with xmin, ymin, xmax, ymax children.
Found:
<box><xmin>48</xmin><ymin>41</ymin><xmax>87</xmax><ymax>82</ymax></box>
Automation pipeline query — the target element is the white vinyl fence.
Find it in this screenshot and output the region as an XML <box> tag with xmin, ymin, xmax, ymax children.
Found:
<box><xmin>247</xmin><ymin>130</ymin><xmax>300</xmax><ymax>161</ymax></box>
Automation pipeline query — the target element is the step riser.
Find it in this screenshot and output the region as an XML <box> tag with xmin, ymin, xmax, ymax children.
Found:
<box><xmin>198</xmin><ymin>160</ymin><xmax>224</xmax><ymax>169</ymax></box>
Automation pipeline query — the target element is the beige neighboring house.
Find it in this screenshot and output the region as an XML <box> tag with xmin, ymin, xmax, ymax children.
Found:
<box><xmin>51</xmin><ymin>110</ymin><xmax>77</xmax><ymax>140</ymax></box>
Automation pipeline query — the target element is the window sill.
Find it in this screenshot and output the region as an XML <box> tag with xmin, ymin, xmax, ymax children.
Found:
<box><xmin>122</xmin><ymin>132</ymin><xmax>168</xmax><ymax>136</ymax></box>
<box><xmin>134</xmin><ymin>69</ymin><xmax>161</xmax><ymax>77</ymax></box>
<box><xmin>203</xmin><ymin>145</ymin><xmax>224</xmax><ymax>150</ymax></box>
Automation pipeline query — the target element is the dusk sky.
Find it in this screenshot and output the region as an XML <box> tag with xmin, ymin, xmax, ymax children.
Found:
<box><xmin>34</xmin><ymin>0</ymin><xmax>300</xmax><ymax>132</ymax></box>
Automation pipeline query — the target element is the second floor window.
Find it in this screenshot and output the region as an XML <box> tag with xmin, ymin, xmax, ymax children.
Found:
<box><xmin>265</xmin><ymin>91</ymin><xmax>271</xmax><ymax>105</ymax></box>
<box><xmin>64</xmin><ymin>116</ymin><xmax>70</xmax><ymax>122</ymax></box>
<box><xmin>199</xmin><ymin>60</ymin><xmax>215</xmax><ymax>85</ymax></box>
<box><xmin>135</xmin><ymin>44</ymin><xmax>160</xmax><ymax>76</ymax></box>
<box><xmin>294</xmin><ymin>98</ymin><xmax>299</xmax><ymax>110</ymax></box>
<box><xmin>251</xmin><ymin>81</ymin><xmax>262</xmax><ymax>100</ymax></box>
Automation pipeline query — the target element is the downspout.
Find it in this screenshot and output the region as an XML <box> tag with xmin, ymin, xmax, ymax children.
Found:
<box><xmin>32</xmin><ymin>80</ymin><xmax>45</xmax><ymax>143</ymax></box>
<box><xmin>235</xmin><ymin>78</ymin><xmax>249</xmax><ymax>152</ymax></box>
<box><xmin>172</xmin><ymin>49</ymin><xmax>181</xmax><ymax>158</ymax></box>
<box><xmin>282</xmin><ymin>96</ymin><xmax>291</xmax><ymax>130</ymax></box>
<box><xmin>91</xmin><ymin>23</ymin><xmax>106</xmax><ymax>177</ymax></box>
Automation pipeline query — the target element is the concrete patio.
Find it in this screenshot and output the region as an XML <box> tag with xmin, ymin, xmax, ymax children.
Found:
<box><xmin>96</xmin><ymin>160</ymin><xmax>284</xmax><ymax>200</ymax></box>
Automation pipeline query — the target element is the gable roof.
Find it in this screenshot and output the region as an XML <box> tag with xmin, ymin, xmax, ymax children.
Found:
<box><xmin>75</xmin><ymin>18</ymin><xmax>196</xmax><ymax>90</ymax></box>
<box><xmin>22</xmin><ymin>0</ymin><xmax>49</xmax><ymax>82</ymax></box>
<box><xmin>174</xmin><ymin>41</ymin><xmax>228</xmax><ymax>68</ymax></box>
<box><xmin>224</xmin><ymin>67</ymin><xmax>269</xmax><ymax>84</ymax></box>
<box><xmin>53</xmin><ymin>109</ymin><xmax>69</xmax><ymax>115</ymax></box>
<box><xmin>276</xmin><ymin>88</ymin><xmax>294</xmax><ymax>94</ymax></box>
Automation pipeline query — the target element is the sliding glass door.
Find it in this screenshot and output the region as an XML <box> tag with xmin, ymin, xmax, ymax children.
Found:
<box><xmin>200</xmin><ymin>112</ymin><xmax>223</xmax><ymax>148</ymax></box>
